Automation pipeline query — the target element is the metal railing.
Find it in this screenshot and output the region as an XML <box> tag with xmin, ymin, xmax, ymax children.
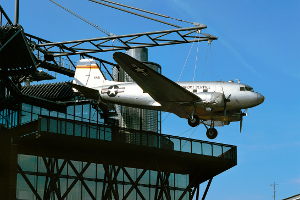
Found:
<box><xmin>38</xmin><ymin>116</ymin><xmax>237</xmax><ymax>162</ymax></box>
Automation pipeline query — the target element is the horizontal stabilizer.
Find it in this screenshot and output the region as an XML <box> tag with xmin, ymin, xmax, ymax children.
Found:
<box><xmin>70</xmin><ymin>83</ymin><xmax>100</xmax><ymax>100</ymax></box>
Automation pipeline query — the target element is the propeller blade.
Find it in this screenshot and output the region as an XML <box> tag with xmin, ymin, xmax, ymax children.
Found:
<box><xmin>240</xmin><ymin>116</ymin><xmax>243</xmax><ymax>133</ymax></box>
<box><xmin>240</xmin><ymin>111</ymin><xmax>247</xmax><ymax>133</ymax></box>
<box><xmin>223</xmin><ymin>93</ymin><xmax>231</xmax><ymax>117</ymax></box>
<box><xmin>244</xmin><ymin>109</ymin><xmax>248</xmax><ymax>116</ymax></box>
<box><xmin>224</xmin><ymin>97</ymin><xmax>227</xmax><ymax>116</ymax></box>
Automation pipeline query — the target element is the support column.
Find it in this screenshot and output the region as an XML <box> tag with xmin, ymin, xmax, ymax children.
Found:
<box><xmin>14</xmin><ymin>0</ymin><xmax>19</xmax><ymax>25</ymax></box>
<box><xmin>0</xmin><ymin>134</ymin><xmax>17</xmax><ymax>200</ymax></box>
<box><xmin>0</xmin><ymin>9</ymin><xmax>2</xmax><ymax>25</ymax></box>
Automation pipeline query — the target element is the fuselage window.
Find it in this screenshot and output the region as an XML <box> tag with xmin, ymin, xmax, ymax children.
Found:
<box><xmin>203</xmin><ymin>88</ymin><xmax>208</xmax><ymax>92</ymax></box>
<box><xmin>193</xmin><ymin>89</ymin><xmax>197</xmax><ymax>93</ymax></box>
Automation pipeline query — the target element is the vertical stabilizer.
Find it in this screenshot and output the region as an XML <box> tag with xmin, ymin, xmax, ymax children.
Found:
<box><xmin>73</xmin><ymin>59</ymin><xmax>106</xmax><ymax>88</ymax></box>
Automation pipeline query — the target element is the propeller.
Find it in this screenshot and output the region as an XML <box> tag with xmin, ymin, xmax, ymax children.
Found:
<box><xmin>239</xmin><ymin>109</ymin><xmax>248</xmax><ymax>133</ymax></box>
<box><xmin>222</xmin><ymin>92</ymin><xmax>231</xmax><ymax>117</ymax></box>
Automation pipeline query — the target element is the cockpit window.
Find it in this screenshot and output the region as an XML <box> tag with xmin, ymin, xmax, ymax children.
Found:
<box><xmin>245</xmin><ymin>86</ymin><xmax>254</xmax><ymax>91</ymax></box>
<box><xmin>240</xmin><ymin>86</ymin><xmax>254</xmax><ymax>92</ymax></box>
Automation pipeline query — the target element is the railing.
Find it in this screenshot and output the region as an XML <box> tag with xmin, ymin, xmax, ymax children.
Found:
<box><xmin>38</xmin><ymin>116</ymin><xmax>237</xmax><ymax>162</ymax></box>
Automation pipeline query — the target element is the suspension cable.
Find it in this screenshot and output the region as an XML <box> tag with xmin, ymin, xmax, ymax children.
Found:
<box><xmin>94</xmin><ymin>0</ymin><xmax>195</xmax><ymax>26</ymax></box>
<box><xmin>193</xmin><ymin>34</ymin><xmax>201</xmax><ymax>81</ymax></box>
<box><xmin>177</xmin><ymin>40</ymin><xmax>195</xmax><ymax>81</ymax></box>
<box><xmin>88</xmin><ymin>0</ymin><xmax>181</xmax><ymax>28</ymax></box>
<box><xmin>49</xmin><ymin>0</ymin><xmax>114</xmax><ymax>37</ymax></box>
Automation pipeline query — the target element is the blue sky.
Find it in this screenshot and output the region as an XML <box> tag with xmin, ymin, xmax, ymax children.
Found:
<box><xmin>2</xmin><ymin>0</ymin><xmax>300</xmax><ymax>199</ymax></box>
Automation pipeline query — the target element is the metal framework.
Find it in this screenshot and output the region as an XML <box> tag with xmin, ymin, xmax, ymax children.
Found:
<box><xmin>1</xmin><ymin>2</ymin><xmax>217</xmax><ymax>82</ymax></box>
<box><xmin>0</xmin><ymin>6</ymin><xmax>14</xmax><ymax>26</ymax></box>
<box><xmin>24</xmin><ymin>26</ymin><xmax>216</xmax><ymax>80</ymax></box>
<box><xmin>32</xmin><ymin>26</ymin><xmax>217</xmax><ymax>57</ymax></box>
<box><xmin>25</xmin><ymin>33</ymin><xmax>117</xmax><ymax>78</ymax></box>
<box><xmin>16</xmin><ymin>156</ymin><xmax>214</xmax><ymax>200</ymax></box>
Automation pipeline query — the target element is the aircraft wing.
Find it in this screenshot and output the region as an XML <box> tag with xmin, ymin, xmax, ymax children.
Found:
<box><xmin>113</xmin><ymin>52</ymin><xmax>200</xmax><ymax>104</ymax></box>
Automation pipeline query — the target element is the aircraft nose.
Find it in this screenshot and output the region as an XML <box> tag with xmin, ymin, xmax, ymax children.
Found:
<box><xmin>256</xmin><ymin>93</ymin><xmax>265</xmax><ymax>104</ymax></box>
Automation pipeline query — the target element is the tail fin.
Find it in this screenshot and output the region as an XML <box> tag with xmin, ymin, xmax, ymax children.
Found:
<box><xmin>73</xmin><ymin>59</ymin><xmax>106</xmax><ymax>88</ymax></box>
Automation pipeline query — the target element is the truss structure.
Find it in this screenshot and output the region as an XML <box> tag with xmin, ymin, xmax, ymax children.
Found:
<box><xmin>17</xmin><ymin>156</ymin><xmax>213</xmax><ymax>200</ymax></box>
<box><xmin>0</xmin><ymin>6</ymin><xmax>13</xmax><ymax>26</ymax></box>
<box><xmin>32</xmin><ymin>26</ymin><xmax>217</xmax><ymax>57</ymax></box>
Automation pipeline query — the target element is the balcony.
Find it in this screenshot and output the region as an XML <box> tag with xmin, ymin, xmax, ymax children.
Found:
<box><xmin>10</xmin><ymin>115</ymin><xmax>237</xmax><ymax>185</ymax></box>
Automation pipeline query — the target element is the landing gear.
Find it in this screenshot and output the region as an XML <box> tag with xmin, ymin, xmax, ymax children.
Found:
<box><xmin>188</xmin><ymin>117</ymin><xmax>219</xmax><ymax>139</ymax></box>
<box><xmin>206</xmin><ymin>128</ymin><xmax>218</xmax><ymax>139</ymax></box>
<box><xmin>188</xmin><ymin>115</ymin><xmax>199</xmax><ymax>127</ymax></box>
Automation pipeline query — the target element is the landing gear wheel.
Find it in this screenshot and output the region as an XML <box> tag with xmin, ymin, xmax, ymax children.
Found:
<box><xmin>206</xmin><ymin>128</ymin><xmax>218</xmax><ymax>139</ymax></box>
<box><xmin>188</xmin><ymin>115</ymin><xmax>200</xmax><ymax>127</ymax></box>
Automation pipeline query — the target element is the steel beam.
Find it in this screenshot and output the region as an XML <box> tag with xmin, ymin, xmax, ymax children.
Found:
<box><xmin>17</xmin><ymin>165</ymin><xmax>43</xmax><ymax>200</ymax></box>
<box><xmin>122</xmin><ymin>167</ymin><xmax>146</xmax><ymax>200</ymax></box>
<box><xmin>25</xmin><ymin>33</ymin><xmax>117</xmax><ymax>79</ymax></box>
<box><xmin>33</xmin><ymin>26</ymin><xmax>217</xmax><ymax>56</ymax></box>
<box><xmin>42</xmin><ymin>158</ymin><xmax>67</xmax><ymax>199</ymax></box>
<box><xmin>154</xmin><ymin>172</ymin><xmax>171</xmax><ymax>200</ymax></box>
<box><xmin>14</xmin><ymin>0</ymin><xmax>19</xmax><ymax>25</ymax></box>
<box><xmin>0</xmin><ymin>6</ymin><xmax>13</xmax><ymax>25</ymax></box>
<box><xmin>102</xmin><ymin>165</ymin><xmax>121</xmax><ymax>200</ymax></box>
<box><xmin>0</xmin><ymin>134</ymin><xmax>17</xmax><ymax>200</ymax></box>
<box><xmin>178</xmin><ymin>184</ymin><xmax>193</xmax><ymax>200</ymax></box>
<box><xmin>0</xmin><ymin>9</ymin><xmax>2</xmax><ymax>26</ymax></box>
<box><xmin>191</xmin><ymin>185</ymin><xmax>200</xmax><ymax>200</ymax></box>
<box><xmin>202</xmin><ymin>178</ymin><xmax>213</xmax><ymax>200</ymax></box>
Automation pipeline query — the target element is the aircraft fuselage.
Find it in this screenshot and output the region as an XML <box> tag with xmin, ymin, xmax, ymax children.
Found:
<box><xmin>72</xmin><ymin>54</ymin><xmax>265</xmax><ymax>139</ymax></box>
<box><xmin>95</xmin><ymin>80</ymin><xmax>264</xmax><ymax>122</ymax></box>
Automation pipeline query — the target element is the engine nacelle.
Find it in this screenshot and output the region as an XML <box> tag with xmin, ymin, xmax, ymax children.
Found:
<box><xmin>196</xmin><ymin>92</ymin><xmax>224</xmax><ymax>107</ymax></box>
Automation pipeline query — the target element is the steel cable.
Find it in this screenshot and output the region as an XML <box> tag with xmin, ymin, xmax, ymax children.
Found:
<box><xmin>49</xmin><ymin>0</ymin><xmax>114</xmax><ymax>37</ymax></box>
<box><xmin>94</xmin><ymin>0</ymin><xmax>195</xmax><ymax>25</ymax></box>
<box><xmin>88</xmin><ymin>0</ymin><xmax>181</xmax><ymax>28</ymax></box>
<box><xmin>192</xmin><ymin>33</ymin><xmax>201</xmax><ymax>81</ymax></box>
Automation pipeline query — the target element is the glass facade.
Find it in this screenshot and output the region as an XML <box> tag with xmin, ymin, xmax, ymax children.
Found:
<box><xmin>0</xmin><ymin>99</ymin><xmax>194</xmax><ymax>200</ymax></box>
<box><xmin>0</xmin><ymin>103</ymin><xmax>103</xmax><ymax>129</ymax></box>
<box><xmin>17</xmin><ymin>156</ymin><xmax>190</xmax><ymax>200</ymax></box>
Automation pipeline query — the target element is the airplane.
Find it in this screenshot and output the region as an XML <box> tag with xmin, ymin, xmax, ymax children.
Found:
<box><xmin>72</xmin><ymin>52</ymin><xmax>264</xmax><ymax>139</ymax></box>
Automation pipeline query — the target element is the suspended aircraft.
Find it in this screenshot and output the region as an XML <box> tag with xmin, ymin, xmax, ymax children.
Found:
<box><xmin>72</xmin><ymin>52</ymin><xmax>264</xmax><ymax>139</ymax></box>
